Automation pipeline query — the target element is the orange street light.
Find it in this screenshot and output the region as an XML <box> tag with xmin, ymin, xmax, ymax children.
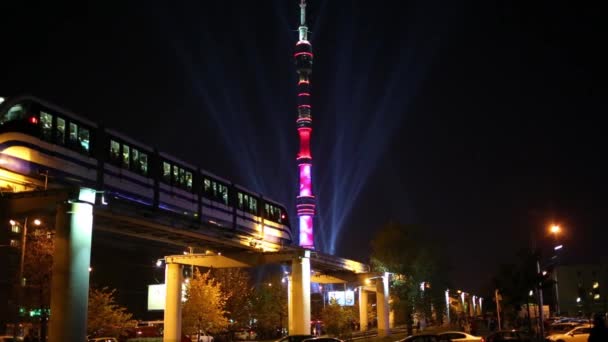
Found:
<box><xmin>550</xmin><ymin>225</ymin><xmax>561</xmax><ymax>235</ymax></box>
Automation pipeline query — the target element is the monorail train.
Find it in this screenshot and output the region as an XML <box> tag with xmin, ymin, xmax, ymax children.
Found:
<box><xmin>0</xmin><ymin>95</ymin><xmax>292</xmax><ymax>246</ymax></box>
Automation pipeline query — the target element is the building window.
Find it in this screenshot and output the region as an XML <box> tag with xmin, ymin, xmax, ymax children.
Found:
<box><xmin>11</xmin><ymin>224</ymin><xmax>20</xmax><ymax>233</ymax></box>
<box><xmin>10</xmin><ymin>239</ymin><xmax>19</xmax><ymax>247</ymax></box>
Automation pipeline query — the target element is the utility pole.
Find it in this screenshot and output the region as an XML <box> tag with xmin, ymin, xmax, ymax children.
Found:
<box><xmin>536</xmin><ymin>258</ymin><xmax>545</xmax><ymax>340</ymax></box>
<box><xmin>494</xmin><ymin>289</ymin><xmax>502</xmax><ymax>331</ymax></box>
<box><xmin>13</xmin><ymin>217</ymin><xmax>28</xmax><ymax>340</ymax></box>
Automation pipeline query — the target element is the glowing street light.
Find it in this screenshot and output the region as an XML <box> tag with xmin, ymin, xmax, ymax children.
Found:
<box><xmin>550</xmin><ymin>225</ymin><xmax>561</xmax><ymax>235</ymax></box>
<box><xmin>554</xmin><ymin>245</ymin><xmax>563</xmax><ymax>251</ymax></box>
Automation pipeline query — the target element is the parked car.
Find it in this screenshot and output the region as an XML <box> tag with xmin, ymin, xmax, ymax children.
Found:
<box><xmin>234</xmin><ymin>329</ymin><xmax>257</xmax><ymax>340</ymax></box>
<box><xmin>484</xmin><ymin>330</ymin><xmax>531</xmax><ymax>342</ymax></box>
<box><xmin>437</xmin><ymin>331</ymin><xmax>482</xmax><ymax>342</ymax></box>
<box><xmin>275</xmin><ymin>335</ymin><xmax>313</xmax><ymax>342</ymax></box>
<box><xmin>302</xmin><ymin>338</ymin><xmax>343</xmax><ymax>342</ymax></box>
<box><xmin>547</xmin><ymin>322</ymin><xmax>581</xmax><ymax>336</ymax></box>
<box><xmin>88</xmin><ymin>338</ymin><xmax>118</xmax><ymax>342</ymax></box>
<box><xmin>545</xmin><ymin>324</ymin><xmax>592</xmax><ymax>342</ymax></box>
<box><xmin>399</xmin><ymin>333</ymin><xmax>451</xmax><ymax>342</ymax></box>
<box><xmin>188</xmin><ymin>331</ymin><xmax>214</xmax><ymax>342</ymax></box>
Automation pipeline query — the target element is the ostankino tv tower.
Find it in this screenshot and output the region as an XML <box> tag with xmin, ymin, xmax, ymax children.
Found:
<box><xmin>294</xmin><ymin>0</ymin><xmax>315</xmax><ymax>249</ymax></box>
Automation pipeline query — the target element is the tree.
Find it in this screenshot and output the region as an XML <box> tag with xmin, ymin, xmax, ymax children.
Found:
<box><xmin>210</xmin><ymin>268</ymin><xmax>253</xmax><ymax>328</ymax></box>
<box><xmin>250</xmin><ymin>281</ymin><xmax>287</xmax><ymax>338</ymax></box>
<box><xmin>183</xmin><ymin>268</ymin><xmax>230</xmax><ymax>335</ymax></box>
<box><xmin>370</xmin><ymin>222</ymin><xmax>449</xmax><ymax>335</ymax></box>
<box><xmin>321</xmin><ymin>299</ymin><xmax>355</xmax><ymax>337</ymax></box>
<box><xmin>87</xmin><ymin>287</ymin><xmax>135</xmax><ymax>337</ymax></box>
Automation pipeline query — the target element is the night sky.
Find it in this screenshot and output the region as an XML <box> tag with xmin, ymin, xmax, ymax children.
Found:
<box><xmin>2</xmin><ymin>1</ymin><xmax>606</xmax><ymax>295</ymax></box>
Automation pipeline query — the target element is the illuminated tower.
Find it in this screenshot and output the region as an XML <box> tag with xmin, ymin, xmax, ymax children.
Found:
<box><xmin>295</xmin><ymin>0</ymin><xmax>315</xmax><ymax>249</ymax></box>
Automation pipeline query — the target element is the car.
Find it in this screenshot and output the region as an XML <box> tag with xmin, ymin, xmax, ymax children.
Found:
<box><xmin>88</xmin><ymin>338</ymin><xmax>118</xmax><ymax>342</ymax></box>
<box><xmin>275</xmin><ymin>335</ymin><xmax>313</xmax><ymax>342</ymax></box>
<box><xmin>234</xmin><ymin>329</ymin><xmax>257</xmax><ymax>340</ymax></box>
<box><xmin>399</xmin><ymin>333</ymin><xmax>451</xmax><ymax>342</ymax></box>
<box><xmin>0</xmin><ymin>336</ymin><xmax>19</xmax><ymax>342</ymax></box>
<box><xmin>547</xmin><ymin>322</ymin><xmax>581</xmax><ymax>336</ymax></box>
<box><xmin>484</xmin><ymin>330</ymin><xmax>531</xmax><ymax>342</ymax></box>
<box><xmin>302</xmin><ymin>338</ymin><xmax>343</xmax><ymax>342</ymax></box>
<box><xmin>437</xmin><ymin>331</ymin><xmax>483</xmax><ymax>342</ymax></box>
<box><xmin>189</xmin><ymin>331</ymin><xmax>214</xmax><ymax>342</ymax></box>
<box><xmin>545</xmin><ymin>324</ymin><xmax>592</xmax><ymax>342</ymax></box>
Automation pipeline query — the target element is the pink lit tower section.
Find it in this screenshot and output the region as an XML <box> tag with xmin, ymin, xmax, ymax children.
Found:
<box><xmin>294</xmin><ymin>0</ymin><xmax>315</xmax><ymax>249</ymax></box>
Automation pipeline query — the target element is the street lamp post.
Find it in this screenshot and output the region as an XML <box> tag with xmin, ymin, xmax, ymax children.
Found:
<box><xmin>550</xmin><ymin>225</ymin><xmax>561</xmax><ymax>315</ymax></box>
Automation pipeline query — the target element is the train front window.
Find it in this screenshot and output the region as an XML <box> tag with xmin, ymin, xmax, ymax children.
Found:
<box><xmin>0</xmin><ymin>104</ymin><xmax>26</xmax><ymax>124</ymax></box>
<box><xmin>40</xmin><ymin>112</ymin><xmax>53</xmax><ymax>141</ymax></box>
<box><xmin>56</xmin><ymin>118</ymin><xmax>65</xmax><ymax>145</ymax></box>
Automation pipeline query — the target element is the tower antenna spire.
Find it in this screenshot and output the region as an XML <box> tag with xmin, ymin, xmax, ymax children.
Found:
<box><xmin>299</xmin><ymin>0</ymin><xmax>308</xmax><ymax>41</ymax></box>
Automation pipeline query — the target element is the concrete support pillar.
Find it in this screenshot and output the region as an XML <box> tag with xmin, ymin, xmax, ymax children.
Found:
<box><xmin>288</xmin><ymin>252</ymin><xmax>311</xmax><ymax>335</ymax></box>
<box><xmin>164</xmin><ymin>263</ymin><xmax>183</xmax><ymax>342</ymax></box>
<box><xmin>389</xmin><ymin>308</ymin><xmax>395</xmax><ymax>328</ymax></box>
<box><xmin>288</xmin><ymin>275</ymin><xmax>294</xmax><ymax>334</ymax></box>
<box><xmin>376</xmin><ymin>273</ymin><xmax>390</xmax><ymax>337</ymax></box>
<box><xmin>358</xmin><ymin>286</ymin><xmax>368</xmax><ymax>332</ymax></box>
<box><xmin>48</xmin><ymin>194</ymin><xmax>94</xmax><ymax>342</ymax></box>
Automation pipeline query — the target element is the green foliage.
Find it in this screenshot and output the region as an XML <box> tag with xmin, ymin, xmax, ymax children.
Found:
<box><xmin>210</xmin><ymin>268</ymin><xmax>254</xmax><ymax>328</ymax></box>
<box><xmin>87</xmin><ymin>287</ymin><xmax>136</xmax><ymax>337</ymax></box>
<box><xmin>492</xmin><ymin>248</ymin><xmax>538</xmax><ymax>321</ymax></box>
<box><xmin>370</xmin><ymin>222</ymin><xmax>450</xmax><ymax>334</ymax></box>
<box><xmin>183</xmin><ymin>269</ymin><xmax>230</xmax><ymax>334</ymax></box>
<box><xmin>250</xmin><ymin>281</ymin><xmax>287</xmax><ymax>337</ymax></box>
<box><xmin>320</xmin><ymin>299</ymin><xmax>355</xmax><ymax>337</ymax></box>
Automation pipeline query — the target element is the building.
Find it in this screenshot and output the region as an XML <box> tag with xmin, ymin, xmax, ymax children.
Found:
<box><xmin>555</xmin><ymin>264</ymin><xmax>608</xmax><ymax>316</ymax></box>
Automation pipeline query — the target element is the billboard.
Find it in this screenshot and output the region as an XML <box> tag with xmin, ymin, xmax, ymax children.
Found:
<box><xmin>147</xmin><ymin>283</ymin><xmax>187</xmax><ymax>311</ymax></box>
<box><xmin>327</xmin><ymin>290</ymin><xmax>355</xmax><ymax>306</ymax></box>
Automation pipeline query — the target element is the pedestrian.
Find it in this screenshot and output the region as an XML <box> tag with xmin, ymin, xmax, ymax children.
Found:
<box><xmin>588</xmin><ymin>313</ymin><xmax>608</xmax><ymax>342</ymax></box>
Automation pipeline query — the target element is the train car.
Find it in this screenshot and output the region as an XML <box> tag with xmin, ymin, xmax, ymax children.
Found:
<box><xmin>0</xmin><ymin>95</ymin><xmax>293</xmax><ymax>246</ymax></box>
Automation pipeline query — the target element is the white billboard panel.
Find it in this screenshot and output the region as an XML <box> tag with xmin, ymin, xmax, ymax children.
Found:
<box><xmin>327</xmin><ymin>290</ymin><xmax>355</xmax><ymax>306</ymax></box>
<box><xmin>147</xmin><ymin>283</ymin><xmax>188</xmax><ymax>311</ymax></box>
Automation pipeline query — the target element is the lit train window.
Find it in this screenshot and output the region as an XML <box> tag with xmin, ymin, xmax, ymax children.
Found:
<box><xmin>238</xmin><ymin>192</ymin><xmax>243</xmax><ymax>210</ymax></box>
<box><xmin>122</xmin><ymin>145</ymin><xmax>130</xmax><ymax>169</ymax></box>
<box><xmin>139</xmin><ymin>152</ymin><xmax>148</xmax><ymax>176</ymax></box>
<box><xmin>78</xmin><ymin>127</ymin><xmax>90</xmax><ymax>152</ymax></box>
<box><xmin>172</xmin><ymin>165</ymin><xmax>179</xmax><ymax>185</ymax></box>
<box><xmin>131</xmin><ymin>148</ymin><xmax>139</xmax><ymax>171</ymax></box>
<box><xmin>163</xmin><ymin>162</ymin><xmax>171</xmax><ymax>183</ymax></box>
<box><xmin>250</xmin><ymin>197</ymin><xmax>257</xmax><ymax>214</ymax></box>
<box><xmin>56</xmin><ymin>118</ymin><xmax>65</xmax><ymax>145</ymax></box>
<box><xmin>109</xmin><ymin>140</ymin><xmax>120</xmax><ymax>163</ymax></box>
<box><xmin>203</xmin><ymin>178</ymin><xmax>211</xmax><ymax>194</ymax></box>
<box><xmin>219</xmin><ymin>184</ymin><xmax>228</xmax><ymax>205</ymax></box>
<box><xmin>40</xmin><ymin>112</ymin><xmax>53</xmax><ymax>141</ymax></box>
<box><xmin>68</xmin><ymin>122</ymin><xmax>78</xmax><ymax>146</ymax></box>
<box><xmin>185</xmin><ymin>171</ymin><xmax>193</xmax><ymax>191</ymax></box>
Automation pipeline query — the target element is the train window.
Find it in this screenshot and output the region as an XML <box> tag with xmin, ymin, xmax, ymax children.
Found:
<box><xmin>68</xmin><ymin>122</ymin><xmax>78</xmax><ymax>146</ymax></box>
<box><xmin>122</xmin><ymin>145</ymin><xmax>130</xmax><ymax>169</ymax></box>
<box><xmin>139</xmin><ymin>152</ymin><xmax>148</xmax><ymax>176</ymax></box>
<box><xmin>131</xmin><ymin>148</ymin><xmax>139</xmax><ymax>171</ymax></box>
<box><xmin>185</xmin><ymin>171</ymin><xmax>193</xmax><ymax>191</ymax></box>
<box><xmin>109</xmin><ymin>140</ymin><xmax>120</xmax><ymax>163</ymax></box>
<box><xmin>172</xmin><ymin>165</ymin><xmax>179</xmax><ymax>186</ymax></box>
<box><xmin>56</xmin><ymin>118</ymin><xmax>65</xmax><ymax>145</ymax></box>
<box><xmin>78</xmin><ymin>127</ymin><xmax>90</xmax><ymax>152</ymax></box>
<box><xmin>203</xmin><ymin>178</ymin><xmax>211</xmax><ymax>194</ymax></box>
<box><xmin>250</xmin><ymin>197</ymin><xmax>258</xmax><ymax>214</ymax></box>
<box><xmin>163</xmin><ymin>162</ymin><xmax>171</xmax><ymax>183</ymax></box>
<box><xmin>219</xmin><ymin>184</ymin><xmax>228</xmax><ymax>205</ymax></box>
<box><xmin>237</xmin><ymin>192</ymin><xmax>243</xmax><ymax>210</ymax></box>
<box><xmin>40</xmin><ymin>112</ymin><xmax>53</xmax><ymax>141</ymax></box>
<box><xmin>178</xmin><ymin>168</ymin><xmax>185</xmax><ymax>187</ymax></box>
